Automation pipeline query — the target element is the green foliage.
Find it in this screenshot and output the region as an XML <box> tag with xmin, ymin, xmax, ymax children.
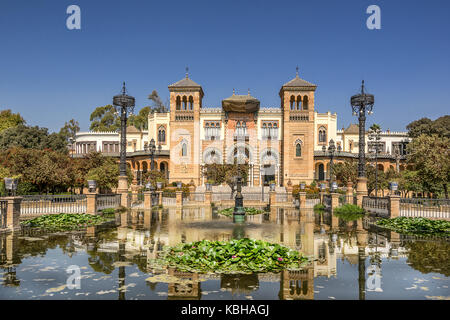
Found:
<box><xmin>313</xmin><ymin>203</ymin><xmax>325</xmax><ymax>212</ymax></box>
<box><xmin>332</xmin><ymin>159</ymin><xmax>358</xmax><ymax>185</ymax></box>
<box><xmin>59</xmin><ymin>119</ymin><xmax>80</xmax><ymax>141</ymax></box>
<box><xmin>86</xmin><ymin>157</ymin><xmax>132</xmax><ymax>191</ymax></box>
<box><xmin>128</xmin><ymin>106</ymin><xmax>151</xmax><ymax>130</ymax></box>
<box><xmin>218</xmin><ymin>207</ymin><xmax>265</xmax><ymax>217</ymax></box>
<box><xmin>0</xmin><ymin>109</ymin><xmax>25</xmax><ymax>132</ymax></box>
<box><xmin>376</xmin><ymin>217</ymin><xmax>450</xmax><ymax>235</ymax></box>
<box><xmin>404</xmin><ymin>241</ymin><xmax>450</xmax><ymax>276</ymax></box>
<box><xmin>150</xmin><ymin>238</ymin><xmax>309</xmax><ymax>273</ymax></box>
<box><xmin>0</xmin><ymin>125</ymin><xmax>68</xmax><ymax>153</ymax></box>
<box><xmin>0</xmin><ymin>148</ymin><xmax>72</xmax><ymax>193</ymax></box>
<box><xmin>21</xmin><ymin>213</ymin><xmax>113</xmax><ymax>231</ymax></box>
<box><xmin>406</xmin><ymin>134</ymin><xmax>450</xmax><ymax>198</ymax></box>
<box><xmin>333</xmin><ymin>204</ymin><xmax>365</xmax><ymax>221</ymax></box>
<box><xmin>407</xmin><ymin>116</ymin><xmax>450</xmax><ymax>138</ymax></box>
<box><xmin>89</xmin><ymin>105</ymin><xmax>120</xmax><ymax>132</ymax></box>
<box><xmin>142</xmin><ymin>169</ymin><xmax>167</xmax><ymax>187</ymax></box>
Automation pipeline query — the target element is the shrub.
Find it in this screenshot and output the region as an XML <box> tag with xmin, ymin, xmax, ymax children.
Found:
<box><xmin>333</xmin><ymin>204</ymin><xmax>365</xmax><ymax>221</ymax></box>
<box><xmin>149</xmin><ymin>238</ymin><xmax>310</xmax><ymax>273</ymax></box>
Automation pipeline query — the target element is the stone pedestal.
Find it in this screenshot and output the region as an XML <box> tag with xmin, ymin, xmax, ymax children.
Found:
<box><xmin>269</xmin><ymin>191</ymin><xmax>276</xmax><ymax>207</ymax></box>
<box><xmin>331</xmin><ymin>193</ymin><xmax>340</xmax><ymax>209</ymax></box>
<box><xmin>299</xmin><ymin>192</ymin><xmax>307</xmax><ymax>209</ymax></box>
<box><xmin>356</xmin><ymin>177</ymin><xmax>368</xmax><ymax>207</ymax></box>
<box><xmin>157</xmin><ymin>191</ymin><xmax>163</xmax><ymax>206</ymax></box>
<box><xmin>117</xmin><ymin>176</ymin><xmax>130</xmax><ymax>208</ymax></box>
<box><xmin>389</xmin><ymin>195</ymin><xmax>400</xmax><ymax>218</ymax></box>
<box><xmin>205</xmin><ymin>191</ymin><xmax>212</xmax><ymax>206</ymax></box>
<box><xmin>319</xmin><ymin>192</ymin><xmax>325</xmax><ymax>204</ymax></box>
<box><xmin>86</xmin><ymin>193</ymin><xmax>98</xmax><ymax>215</ymax></box>
<box><xmin>144</xmin><ymin>191</ymin><xmax>152</xmax><ymax>209</ymax></box>
<box><xmin>286</xmin><ymin>185</ymin><xmax>293</xmax><ymax>203</ymax></box>
<box><xmin>346</xmin><ymin>182</ymin><xmax>354</xmax><ymax>205</ymax></box>
<box><xmin>176</xmin><ymin>191</ymin><xmax>183</xmax><ymax>208</ymax></box>
<box><xmin>4</xmin><ymin>197</ymin><xmax>22</xmax><ymax>232</ymax></box>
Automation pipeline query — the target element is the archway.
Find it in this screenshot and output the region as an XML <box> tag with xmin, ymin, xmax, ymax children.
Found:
<box><xmin>318</xmin><ymin>163</ymin><xmax>325</xmax><ymax>181</ymax></box>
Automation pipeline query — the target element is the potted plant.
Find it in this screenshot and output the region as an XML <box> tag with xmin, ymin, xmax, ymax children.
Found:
<box><xmin>156</xmin><ymin>177</ymin><xmax>164</xmax><ymax>190</ymax></box>
<box><xmin>206</xmin><ymin>179</ymin><xmax>214</xmax><ymax>191</ymax></box>
<box><xmin>269</xmin><ymin>180</ymin><xmax>276</xmax><ymax>191</ymax></box>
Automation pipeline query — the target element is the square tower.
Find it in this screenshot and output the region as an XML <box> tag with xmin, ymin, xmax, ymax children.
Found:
<box><xmin>168</xmin><ymin>72</ymin><xmax>204</xmax><ymax>185</ymax></box>
<box><xmin>279</xmin><ymin>71</ymin><xmax>317</xmax><ymax>185</ymax></box>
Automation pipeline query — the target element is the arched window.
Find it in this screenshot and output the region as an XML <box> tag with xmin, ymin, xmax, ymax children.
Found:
<box><xmin>273</xmin><ymin>122</ymin><xmax>278</xmax><ymax>139</ymax></box>
<box><xmin>181</xmin><ymin>143</ymin><xmax>187</xmax><ymax>157</ymax></box>
<box><xmin>158</xmin><ymin>126</ymin><xmax>166</xmax><ymax>143</ymax></box>
<box><xmin>318</xmin><ymin>126</ymin><xmax>326</xmax><ymax>143</ymax></box>
<box><xmin>296</xmin><ymin>143</ymin><xmax>302</xmax><ymax>157</ymax></box>
<box><xmin>290</xmin><ymin>96</ymin><xmax>295</xmax><ymax>110</ymax></box>
<box><xmin>188</xmin><ymin>96</ymin><xmax>194</xmax><ymax>110</ymax></box>
<box><xmin>296</xmin><ymin>95</ymin><xmax>302</xmax><ymax>110</ymax></box>
<box><xmin>182</xmin><ymin>96</ymin><xmax>187</xmax><ymax>110</ymax></box>
<box><xmin>303</xmin><ymin>96</ymin><xmax>309</xmax><ymax>110</ymax></box>
<box><xmin>176</xmin><ymin>96</ymin><xmax>181</xmax><ymax>110</ymax></box>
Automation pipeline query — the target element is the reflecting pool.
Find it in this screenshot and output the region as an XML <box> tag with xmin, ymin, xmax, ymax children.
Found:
<box><xmin>0</xmin><ymin>208</ymin><xmax>449</xmax><ymax>300</ymax></box>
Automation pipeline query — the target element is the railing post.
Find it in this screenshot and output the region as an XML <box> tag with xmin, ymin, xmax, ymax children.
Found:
<box><xmin>4</xmin><ymin>197</ymin><xmax>22</xmax><ymax>232</ymax></box>
<box><xmin>269</xmin><ymin>190</ymin><xmax>276</xmax><ymax>207</ymax></box>
<box><xmin>120</xmin><ymin>193</ymin><xmax>130</xmax><ymax>209</ymax></box>
<box><xmin>319</xmin><ymin>191</ymin><xmax>325</xmax><ymax>204</ymax></box>
<box><xmin>176</xmin><ymin>191</ymin><xmax>183</xmax><ymax>208</ymax></box>
<box><xmin>157</xmin><ymin>191</ymin><xmax>163</xmax><ymax>206</ymax></box>
<box><xmin>144</xmin><ymin>191</ymin><xmax>152</xmax><ymax>209</ymax></box>
<box><xmin>86</xmin><ymin>193</ymin><xmax>98</xmax><ymax>215</ymax></box>
<box><xmin>346</xmin><ymin>182</ymin><xmax>354</xmax><ymax>204</ymax></box>
<box><xmin>205</xmin><ymin>191</ymin><xmax>212</xmax><ymax>206</ymax></box>
<box><xmin>299</xmin><ymin>192</ymin><xmax>307</xmax><ymax>209</ymax></box>
<box><xmin>389</xmin><ymin>195</ymin><xmax>400</xmax><ymax>218</ymax></box>
<box><xmin>331</xmin><ymin>193</ymin><xmax>340</xmax><ymax>209</ymax></box>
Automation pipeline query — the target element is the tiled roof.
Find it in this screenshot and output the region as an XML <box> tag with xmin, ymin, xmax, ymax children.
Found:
<box><xmin>168</xmin><ymin>76</ymin><xmax>201</xmax><ymax>88</ymax></box>
<box><xmin>282</xmin><ymin>75</ymin><xmax>317</xmax><ymax>88</ymax></box>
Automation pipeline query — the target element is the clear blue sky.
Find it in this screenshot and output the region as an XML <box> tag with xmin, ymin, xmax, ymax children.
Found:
<box><xmin>0</xmin><ymin>0</ymin><xmax>449</xmax><ymax>132</ymax></box>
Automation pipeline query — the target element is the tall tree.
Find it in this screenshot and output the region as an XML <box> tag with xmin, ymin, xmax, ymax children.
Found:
<box><xmin>406</xmin><ymin>134</ymin><xmax>450</xmax><ymax>198</ymax></box>
<box><xmin>0</xmin><ymin>125</ymin><xmax>68</xmax><ymax>153</ymax></box>
<box><xmin>128</xmin><ymin>106</ymin><xmax>151</xmax><ymax>130</ymax></box>
<box><xmin>59</xmin><ymin>119</ymin><xmax>80</xmax><ymax>141</ymax></box>
<box><xmin>89</xmin><ymin>105</ymin><xmax>120</xmax><ymax>132</ymax></box>
<box><xmin>148</xmin><ymin>90</ymin><xmax>168</xmax><ymax>112</ymax></box>
<box><xmin>407</xmin><ymin>115</ymin><xmax>450</xmax><ymax>138</ymax></box>
<box><xmin>0</xmin><ymin>109</ymin><xmax>25</xmax><ymax>132</ymax></box>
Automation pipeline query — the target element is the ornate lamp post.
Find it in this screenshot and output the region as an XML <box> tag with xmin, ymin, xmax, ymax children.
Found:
<box><xmin>113</xmin><ymin>82</ymin><xmax>135</xmax><ymax>194</ymax></box>
<box><xmin>351</xmin><ymin>80</ymin><xmax>374</xmax><ymax>204</ymax></box>
<box><xmin>149</xmin><ymin>138</ymin><xmax>156</xmax><ymax>171</ymax></box>
<box><xmin>368</xmin><ymin>126</ymin><xmax>382</xmax><ymax>198</ymax></box>
<box><xmin>233</xmin><ymin>173</ymin><xmax>245</xmax><ymax>222</ymax></box>
<box><xmin>322</xmin><ymin>139</ymin><xmax>340</xmax><ymax>190</ymax></box>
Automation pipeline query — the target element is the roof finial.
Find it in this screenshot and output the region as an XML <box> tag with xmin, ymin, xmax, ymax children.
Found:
<box><xmin>361</xmin><ymin>80</ymin><xmax>365</xmax><ymax>94</ymax></box>
<box><xmin>296</xmin><ymin>66</ymin><xmax>299</xmax><ymax>77</ymax></box>
<box><xmin>185</xmin><ymin>66</ymin><xmax>189</xmax><ymax>78</ymax></box>
<box><xmin>248</xmin><ymin>88</ymin><xmax>250</xmax><ymax>96</ymax></box>
<box><xmin>233</xmin><ymin>88</ymin><xmax>235</xmax><ymax>95</ymax></box>
<box><xmin>122</xmin><ymin>81</ymin><xmax>126</xmax><ymax>95</ymax></box>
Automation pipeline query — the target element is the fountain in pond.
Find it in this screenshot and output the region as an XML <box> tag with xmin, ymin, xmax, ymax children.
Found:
<box><xmin>233</xmin><ymin>173</ymin><xmax>245</xmax><ymax>223</ymax></box>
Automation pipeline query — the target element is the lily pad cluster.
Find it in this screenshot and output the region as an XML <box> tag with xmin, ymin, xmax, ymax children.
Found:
<box><xmin>376</xmin><ymin>217</ymin><xmax>450</xmax><ymax>235</ymax></box>
<box><xmin>217</xmin><ymin>207</ymin><xmax>265</xmax><ymax>217</ymax></box>
<box><xmin>21</xmin><ymin>213</ymin><xmax>113</xmax><ymax>231</ymax></box>
<box><xmin>151</xmin><ymin>238</ymin><xmax>309</xmax><ymax>273</ymax></box>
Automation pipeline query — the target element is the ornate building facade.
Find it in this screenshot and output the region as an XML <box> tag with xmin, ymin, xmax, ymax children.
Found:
<box><xmin>74</xmin><ymin>71</ymin><xmax>410</xmax><ymax>187</ymax></box>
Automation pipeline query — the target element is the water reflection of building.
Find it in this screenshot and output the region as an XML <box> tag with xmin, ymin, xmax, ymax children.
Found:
<box><xmin>167</xmin><ymin>269</ymin><xmax>202</xmax><ymax>300</ymax></box>
<box><xmin>279</xmin><ymin>268</ymin><xmax>314</xmax><ymax>300</ymax></box>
